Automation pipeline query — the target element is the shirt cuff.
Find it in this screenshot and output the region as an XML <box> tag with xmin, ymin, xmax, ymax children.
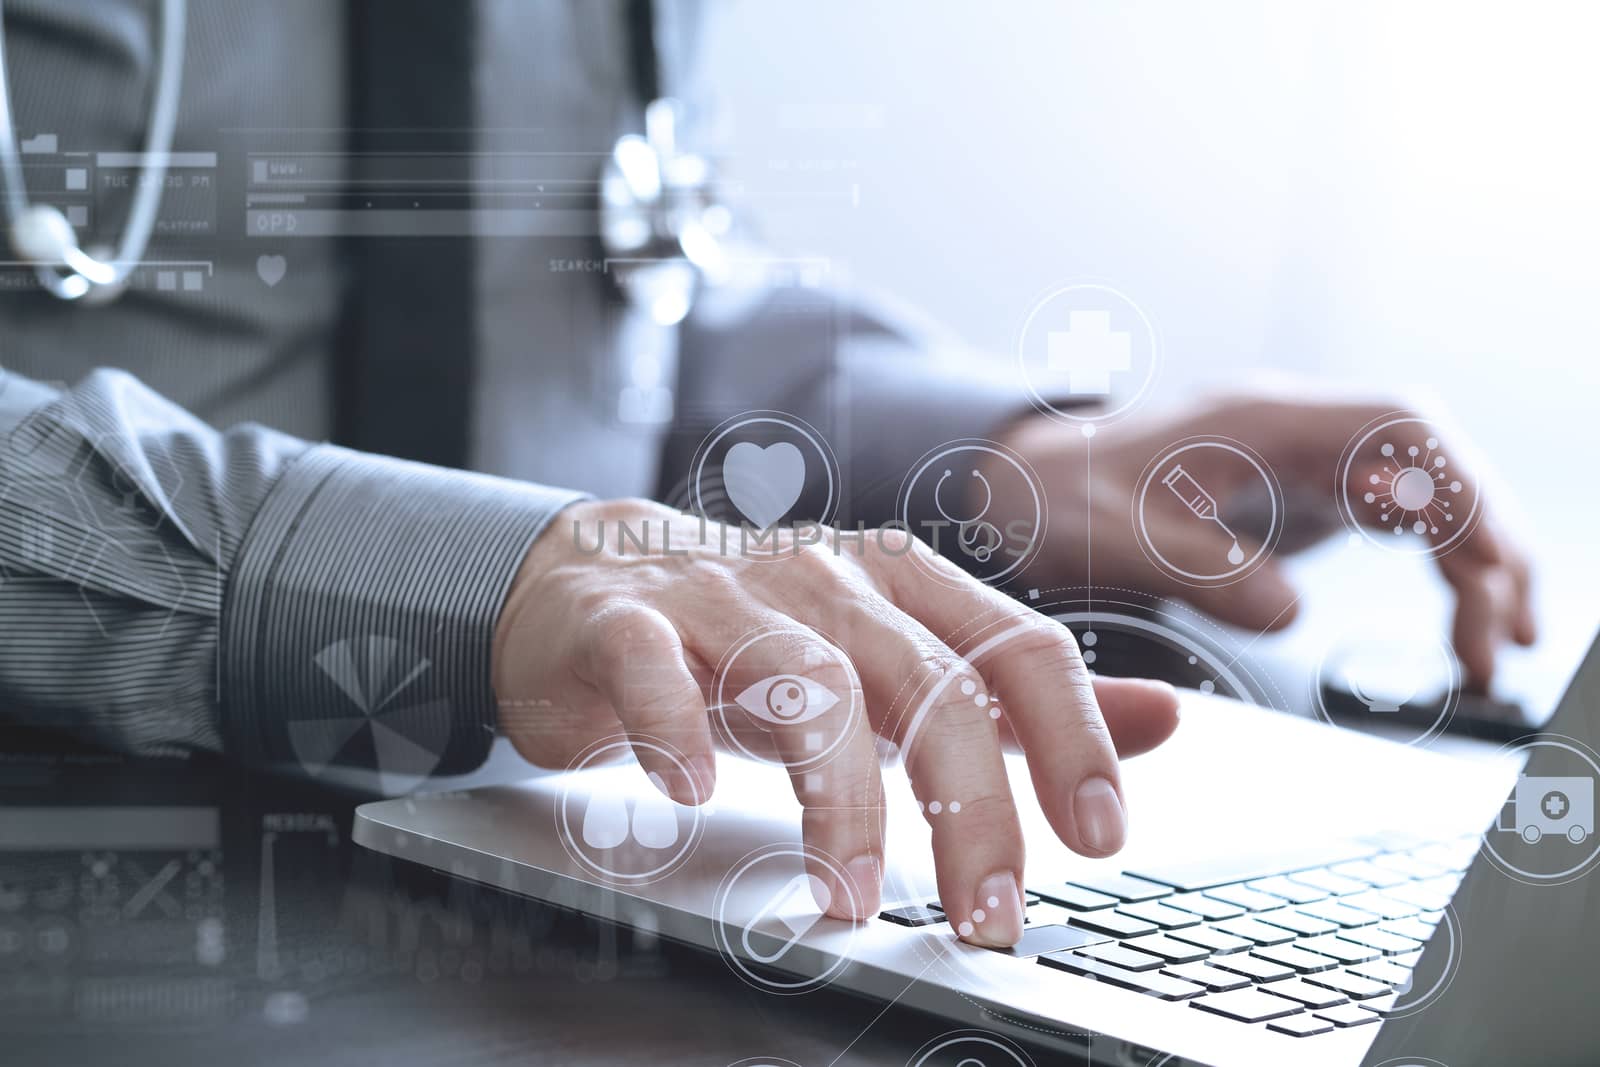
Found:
<box><xmin>222</xmin><ymin>444</ymin><xmax>585</xmax><ymax>778</ymax></box>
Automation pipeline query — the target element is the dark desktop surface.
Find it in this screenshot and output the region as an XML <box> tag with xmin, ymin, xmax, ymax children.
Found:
<box><xmin>0</xmin><ymin>729</ymin><xmax>970</xmax><ymax>1067</ymax></box>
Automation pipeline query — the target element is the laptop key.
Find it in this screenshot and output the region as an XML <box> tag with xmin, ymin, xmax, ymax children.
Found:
<box><xmin>1298</xmin><ymin>899</ymin><xmax>1380</xmax><ymax>928</ymax></box>
<box><xmin>1304</xmin><ymin>969</ymin><xmax>1393</xmax><ymax>1000</ymax></box>
<box><xmin>1064</xmin><ymin>873</ymin><xmax>1172</xmax><ymax>902</ymax></box>
<box><xmin>1209</xmin><ymin>953</ymin><xmax>1295</xmax><ymax>983</ymax></box>
<box><xmin>1379</xmin><ymin>917</ymin><xmax>1437</xmax><ymax>943</ymax></box>
<box><xmin>1163</xmin><ymin>962</ymin><xmax>1251</xmax><ymax>991</ymax></box>
<box><xmin>1370</xmin><ymin>853</ymin><xmax>1448</xmax><ymax>880</ymax></box>
<box><xmin>1252</xmin><ymin>944</ymin><xmax>1339</xmax><ymax>974</ymax></box>
<box><xmin>1079</xmin><ymin>942</ymin><xmax>1166</xmax><ymax>971</ymax></box>
<box><xmin>1038</xmin><ymin>951</ymin><xmax>1205</xmax><ymax>1000</ymax></box>
<box><xmin>1328</xmin><ymin>860</ymin><xmax>1410</xmax><ymax>888</ymax></box>
<box><xmin>1386</xmin><ymin>882</ymin><xmax>1453</xmax><ymax>913</ymax></box>
<box><xmin>1117</xmin><ymin>900</ymin><xmax>1203</xmax><ymax>929</ymax></box>
<box><xmin>1213</xmin><ymin>917</ymin><xmax>1297</xmax><ymax>946</ymax></box>
<box><xmin>1121</xmin><ymin>934</ymin><xmax>1210</xmax><ymax>964</ymax></box>
<box><xmin>1189</xmin><ymin>988</ymin><xmax>1304</xmax><ymax>1023</ymax></box>
<box><xmin>1260</xmin><ymin>978</ymin><xmax>1349</xmax><ymax>1009</ymax></box>
<box><xmin>1349</xmin><ymin>958</ymin><xmax>1415</xmax><ymax>987</ymax></box>
<box><xmin>989</xmin><ymin>924</ymin><xmax>1112</xmax><ymax>957</ymax></box>
<box><xmin>1267</xmin><ymin>1014</ymin><xmax>1336</xmax><ymax>1036</ymax></box>
<box><xmin>1124</xmin><ymin>842</ymin><xmax>1372</xmax><ymax>891</ymax></box>
<box><xmin>1166</xmin><ymin>925</ymin><xmax>1252</xmax><ymax>955</ymax></box>
<box><xmin>1204</xmin><ymin>884</ymin><xmax>1285</xmax><ymax>912</ymax></box>
<box><xmin>1029</xmin><ymin>883</ymin><xmax>1119</xmax><ymax>911</ymax></box>
<box><xmin>1341</xmin><ymin>926</ymin><xmax>1422</xmax><ymax>955</ymax></box>
<box><xmin>1298</xmin><ymin>935</ymin><xmax>1380</xmax><ymax>965</ymax></box>
<box><xmin>1314</xmin><ymin>1003</ymin><xmax>1381</xmax><ymax>1028</ymax></box>
<box><xmin>1166</xmin><ymin>892</ymin><xmax>1244</xmax><ymax>921</ymax></box>
<box><xmin>1345</xmin><ymin>892</ymin><xmax>1420</xmax><ymax>920</ymax></box>
<box><xmin>1247</xmin><ymin>876</ymin><xmax>1327</xmax><ymax>904</ymax></box>
<box><xmin>1254</xmin><ymin>909</ymin><xmax>1338</xmax><ymax>937</ymax></box>
<box><xmin>879</xmin><ymin>905</ymin><xmax>944</xmax><ymax>927</ymax></box>
<box><xmin>1359</xmin><ymin>993</ymin><xmax>1403</xmax><ymax>1017</ymax></box>
<box><xmin>1285</xmin><ymin>868</ymin><xmax>1370</xmax><ymax>896</ymax></box>
<box><xmin>1068</xmin><ymin>910</ymin><xmax>1159</xmax><ymax>939</ymax></box>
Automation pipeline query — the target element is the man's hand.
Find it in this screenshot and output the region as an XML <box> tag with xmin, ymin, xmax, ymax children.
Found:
<box><xmin>493</xmin><ymin>499</ymin><xmax>1179</xmax><ymax>947</ymax></box>
<box><xmin>997</xmin><ymin>391</ymin><xmax>1537</xmax><ymax>688</ymax></box>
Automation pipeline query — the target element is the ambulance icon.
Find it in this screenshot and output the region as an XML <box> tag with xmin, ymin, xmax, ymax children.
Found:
<box><xmin>1496</xmin><ymin>775</ymin><xmax>1595</xmax><ymax>845</ymax></box>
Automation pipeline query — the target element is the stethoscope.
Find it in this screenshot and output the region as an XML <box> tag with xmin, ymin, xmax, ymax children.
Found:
<box><xmin>0</xmin><ymin>0</ymin><xmax>186</xmax><ymax>303</ymax></box>
<box><xmin>598</xmin><ymin>0</ymin><xmax>733</xmax><ymax>426</ymax></box>
<box><xmin>0</xmin><ymin>0</ymin><xmax>724</xmax><ymax>328</ymax></box>
<box><xmin>935</xmin><ymin>468</ymin><xmax>1003</xmax><ymax>564</ymax></box>
<box><xmin>600</xmin><ymin>0</ymin><xmax>731</xmax><ymax>329</ymax></box>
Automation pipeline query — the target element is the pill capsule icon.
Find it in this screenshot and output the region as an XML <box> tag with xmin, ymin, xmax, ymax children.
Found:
<box><xmin>741</xmin><ymin>872</ymin><xmax>830</xmax><ymax>964</ymax></box>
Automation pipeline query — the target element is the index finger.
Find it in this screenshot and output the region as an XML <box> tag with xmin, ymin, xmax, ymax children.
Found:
<box><xmin>875</xmin><ymin>543</ymin><xmax>1130</xmax><ymax>859</ymax></box>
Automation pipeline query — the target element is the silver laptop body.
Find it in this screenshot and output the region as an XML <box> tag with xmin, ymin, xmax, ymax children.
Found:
<box><xmin>355</xmin><ymin>634</ymin><xmax>1600</xmax><ymax>1066</ymax></box>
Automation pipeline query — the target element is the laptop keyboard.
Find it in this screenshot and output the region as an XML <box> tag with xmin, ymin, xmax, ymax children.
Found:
<box><xmin>877</xmin><ymin>830</ymin><xmax>1478</xmax><ymax>1038</ymax></box>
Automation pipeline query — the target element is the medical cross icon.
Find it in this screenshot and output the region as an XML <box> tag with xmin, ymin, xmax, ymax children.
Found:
<box><xmin>1544</xmin><ymin>791</ymin><xmax>1569</xmax><ymax>819</ymax></box>
<box><xmin>1046</xmin><ymin>310</ymin><xmax>1132</xmax><ymax>395</ymax></box>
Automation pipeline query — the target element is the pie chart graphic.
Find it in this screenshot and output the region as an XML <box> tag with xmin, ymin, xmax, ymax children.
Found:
<box><xmin>287</xmin><ymin>635</ymin><xmax>452</xmax><ymax>794</ymax></box>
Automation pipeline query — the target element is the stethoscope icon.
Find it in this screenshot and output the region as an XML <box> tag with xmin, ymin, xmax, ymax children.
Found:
<box><xmin>935</xmin><ymin>467</ymin><xmax>1003</xmax><ymax>563</ymax></box>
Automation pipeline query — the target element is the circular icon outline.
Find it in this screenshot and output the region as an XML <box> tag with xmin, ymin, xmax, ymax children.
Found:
<box><xmin>896</xmin><ymin>438</ymin><xmax>1048</xmax><ymax>589</ymax></box>
<box><xmin>907</xmin><ymin>1029</ymin><xmax>1036</xmax><ymax>1067</ymax></box>
<box><xmin>554</xmin><ymin>734</ymin><xmax>707</xmax><ymax>886</ymax></box>
<box><xmin>712</xmin><ymin>624</ymin><xmax>866</xmax><ymax>773</ymax></box>
<box><xmin>1478</xmin><ymin>733</ymin><xmax>1600</xmax><ymax>886</ymax></box>
<box><xmin>1308</xmin><ymin>631</ymin><xmax>1461</xmax><ymax>748</ymax></box>
<box><xmin>712</xmin><ymin>843</ymin><xmax>860</xmax><ymax>995</ymax></box>
<box><xmin>1336</xmin><ymin>413</ymin><xmax>1483</xmax><ymax>559</ymax></box>
<box><xmin>1015</xmin><ymin>283</ymin><xmax>1160</xmax><ymax>427</ymax></box>
<box><xmin>1382</xmin><ymin>903</ymin><xmax>1463</xmax><ymax>1020</ymax></box>
<box><xmin>1132</xmin><ymin>436</ymin><xmax>1284</xmax><ymax>588</ymax></box>
<box><xmin>688</xmin><ymin>409</ymin><xmax>841</xmax><ymax>560</ymax></box>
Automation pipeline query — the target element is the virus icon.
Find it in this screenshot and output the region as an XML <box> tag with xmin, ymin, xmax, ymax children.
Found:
<box><xmin>1365</xmin><ymin>437</ymin><xmax>1464</xmax><ymax>537</ymax></box>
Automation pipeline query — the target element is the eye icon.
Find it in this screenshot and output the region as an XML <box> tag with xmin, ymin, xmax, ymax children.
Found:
<box><xmin>734</xmin><ymin>674</ymin><xmax>840</xmax><ymax>726</ymax></box>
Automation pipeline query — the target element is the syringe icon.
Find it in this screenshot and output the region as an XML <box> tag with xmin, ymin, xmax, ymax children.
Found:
<box><xmin>1160</xmin><ymin>464</ymin><xmax>1246</xmax><ymax>565</ymax></box>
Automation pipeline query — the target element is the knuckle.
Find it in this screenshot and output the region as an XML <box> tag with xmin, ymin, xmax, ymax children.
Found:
<box><xmin>872</xmin><ymin>525</ymin><xmax>916</xmax><ymax>557</ymax></box>
<box><xmin>1007</xmin><ymin>615</ymin><xmax>1085</xmax><ymax>669</ymax></box>
<box><xmin>589</xmin><ymin>602</ymin><xmax>666</xmax><ymax>651</ymax></box>
<box><xmin>795</xmin><ymin>538</ymin><xmax>842</xmax><ymax>574</ymax></box>
<box><xmin>924</xmin><ymin>792</ymin><xmax>1023</xmax><ymax>849</ymax></box>
<box><xmin>919</xmin><ymin>701</ymin><xmax>995</xmax><ymax>753</ymax></box>
<box><xmin>948</xmin><ymin>791</ymin><xmax>1019</xmax><ymax>827</ymax></box>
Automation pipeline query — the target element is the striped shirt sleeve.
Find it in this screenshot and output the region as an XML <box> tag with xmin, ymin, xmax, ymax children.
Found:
<box><xmin>0</xmin><ymin>367</ymin><xmax>584</xmax><ymax>777</ymax></box>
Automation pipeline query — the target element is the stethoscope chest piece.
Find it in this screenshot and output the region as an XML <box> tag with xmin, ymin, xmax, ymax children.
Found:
<box><xmin>599</xmin><ymin>98</ymin><xmax>732</xmax><ymax>328</ymax></box>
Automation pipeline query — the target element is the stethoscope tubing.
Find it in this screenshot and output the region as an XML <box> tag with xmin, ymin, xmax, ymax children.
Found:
<box><xmin>0</xmin><ymin>0</ymin><xmax>187</xmax><ymax>300</ymax></box>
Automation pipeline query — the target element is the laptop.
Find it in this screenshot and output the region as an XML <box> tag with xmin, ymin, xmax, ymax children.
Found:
<box><xmin>354</xmin><ymin>630</ymin><xmax>1600</xmax><ymax>1066</ymax></box>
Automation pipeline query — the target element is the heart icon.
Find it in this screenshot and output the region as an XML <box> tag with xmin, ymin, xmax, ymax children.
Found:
<box><xmin>256</xmin><ymin>254</ymin><xmax>287</xmax><ymax>287</ymax></box>
<box><xmin>722</xmin><ymin>441</ymin><xmax>805</xmax><ymax>530</ymax></box>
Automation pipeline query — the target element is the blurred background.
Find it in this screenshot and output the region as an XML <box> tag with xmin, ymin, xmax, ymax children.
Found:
<box><xmin>689</xmin><ymin>0</ymin><xmax>1600</xmax><ymax>712</ymax></box>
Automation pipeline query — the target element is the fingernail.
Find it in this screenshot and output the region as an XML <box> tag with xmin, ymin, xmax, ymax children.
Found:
<box><xmin>646</xmin><ymin>770</ymin><xmax>686</xmax><ymax>805</ymax></box>
<box><xmin>843</xmin><ymin>854</ymin><xmax>882</xmax><ymax>919</ymax></box>
<box><xmin>960</xmin><ymin>871</ymin><xmax>1024</xmax><ymax>947</ymax></box>
<box><xmin>1074</xmin><ymin>776</ymin><xmax>1127</xmax><ymax>854</ymax></box>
